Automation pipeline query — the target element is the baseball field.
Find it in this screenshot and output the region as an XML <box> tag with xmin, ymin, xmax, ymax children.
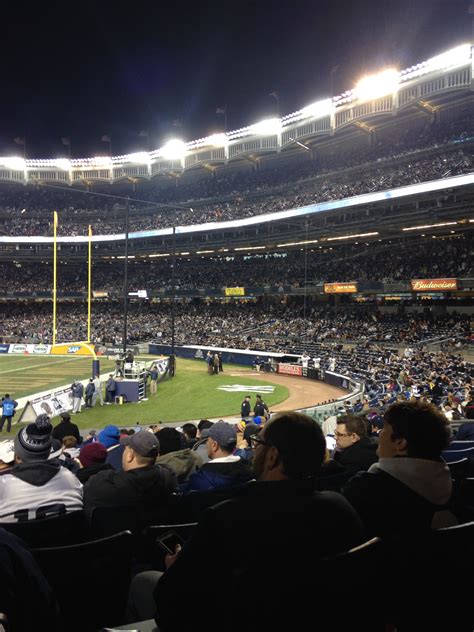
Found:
<box><xmin>0</xmin><ymin>355</ymin><xmax>289</xmax><ymax>437</ymax></box>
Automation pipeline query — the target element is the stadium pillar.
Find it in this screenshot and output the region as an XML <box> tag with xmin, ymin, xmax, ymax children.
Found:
<box><xmin>123</xmin><ymin>198</ymin><xmax>130</xmax><ymax>354</ymax></box>
<box><xmin>171</xmin><ymin>225</ymin><xmax>176</xmax><ymax>359</ymax></box>
<box><xmin>92</xmin><ymin>359</ymin><xmax>100</xmax><ymax>378</ymax></box>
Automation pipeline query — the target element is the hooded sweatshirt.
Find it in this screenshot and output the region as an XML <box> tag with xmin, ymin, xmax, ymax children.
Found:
<box><xmin>156</xmin><ymin>448</ymin><xmax>203</xmax><ymax>483</ymax></box>
<box><xmin>342</xmin><ymin>457</ymin><xmax>453</xmax><ymax>538</ymax></box>
<box><xmin>0</xmin><ymin>461</ymin><xmax>83</xmax><ymax>523</ymax></box>
<box><xmin>83</xmin><ymin>463</ymin><xmax>178</xmax><ymax>516</ymax></box>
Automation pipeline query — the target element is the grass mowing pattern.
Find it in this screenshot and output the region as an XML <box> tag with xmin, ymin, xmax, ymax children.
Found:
<box><xmin>0</xmin><ymin>357</ymin><xmax>289</xmax><ymax>435</ymax></box>
<box><xmin>0</xmin><ymin>355</ymin><xmax>117</xmax><ymax>399</ymax></box>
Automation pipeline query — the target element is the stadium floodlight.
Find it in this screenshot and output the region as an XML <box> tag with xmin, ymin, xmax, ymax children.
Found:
<box><xmin>91</xmin><ymin>156</ymin><xmax>112</xmax><ymax>167</ymax></box>
<box><xmin>354</xmin><ymin>69</ymin><xmax>399</xmax><ymax>101</ymax></box>
<box><xmin>148</xmin><ymin>253</ymin><xmax>170</xmax><ymax>257</ymax></box>
<box><xmin>300</xmin><ymin>99</ymin><xmax>332</xmax><ymax>119</ymax></box>
<box><xmin>160</xmin><ymin>139</ymin><xmax>186</xmax><ymax>160</ymax></box>
<box><xmin>251</xmin><ymin>118</ymin><xmax>281</xmax><ymax>136</ymax></box>
<box><xmin>1</xmin><ymin>157</ymin><xmax>26</xmax><ymax>171</ymax></box>
<box><xmin>207</xmin><ymin>133</ymin><xmax>227</xmax><ymax>147</ymax></box>
<box><xmin>54</xmin><ymin>159</ymin><xmax>71</xmax><ymax>171</ymax></box>
<box><xmin>196</xmin><ymin>249</ymin><xmax>214</xmax><ymax>254</ymax></box>
<box><xmin>125</xmin><ymin>152</ymin><xmax>150</xmax><ymax>164</ymax></box>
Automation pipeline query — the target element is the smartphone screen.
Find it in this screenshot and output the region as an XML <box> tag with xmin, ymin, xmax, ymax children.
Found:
<box><xmin>156</xmin><ymin>531</ymin><xmax>185</xmax><ymax>555</ymax></box>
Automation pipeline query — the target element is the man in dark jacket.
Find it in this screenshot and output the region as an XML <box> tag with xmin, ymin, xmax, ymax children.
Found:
<box><xmin>334</xmin><ymin>414</ymin><xmax>378</xmax><ymax>476</ymax></box>
<box><xmin>52</xmin><ymin>412</ymin><xmax>82</xmax><ymax>444</ymax></box>
<box><xmin>85</xmin><ymin>379</ymin><xmax>95</xmax><ymax>408</ymax></box>
<box><xmin>83</xmin><ymin>431</ymin><xmax>177</xmax><ymax>517</ymax></box>
<box><xmin>185</xmin><ymin>422</ymin><xmax>253</xmax><ymax>492</ymax></box>
<box><xmin>253</xmin><ymin>394</ymin><xmax>268</xmax><ymax>418</ymax></box>
<box><xmin>105</xmin><ymin>374</ymin><xmax>117</xmax><ymax>404</ymax></box>
<box><xmin>342</xmin><ymin>400</ymin><xmax>453</xmax><ymax>538</ymax></box>
<box><xmin>71</xmin><ymin>380</ymin><xmax>84</xmax><ymax>414</ymax></box>
<box><xmin>240</xmin><ymin>395</ymin><xmax>251</xmax><ymax>420</ymax></box>
<box><xmin>127</xmin><ymin>412</ymin><xmax>363</xmax><ymax>629</ymax></box>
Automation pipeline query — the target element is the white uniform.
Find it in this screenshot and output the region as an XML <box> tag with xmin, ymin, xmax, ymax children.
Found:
<box><xmin>0</xmin><ymin>465</ymin><xmax>83</xmax><ymax>523</ymax></box>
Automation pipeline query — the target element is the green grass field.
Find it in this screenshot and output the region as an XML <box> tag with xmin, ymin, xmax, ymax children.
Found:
<box><xmin>0</xmin><ymin>356</ymin><xmax>289</xmax><ymax>437</ymax></box>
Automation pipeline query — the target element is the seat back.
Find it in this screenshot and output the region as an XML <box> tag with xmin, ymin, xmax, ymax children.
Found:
<box><xmin>89</xmin><ymin>504</ymin><xmax>173</xmax><ymax>538</ymax></box>
<box><xmin>32</xmin><ymin>530</ymin><xmax>133</xmax><ymax>632</ymax></box>
<box><xmin>1</xmin><ymin>511</ymin><xmax>86</xmax><ymax>547</ymax></box>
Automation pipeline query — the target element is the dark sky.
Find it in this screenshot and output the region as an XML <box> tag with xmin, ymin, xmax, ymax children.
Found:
<box><xmin>0</xmin><ymin>0</ymin><xmax>470</xmax><ymax>158</ymax></box>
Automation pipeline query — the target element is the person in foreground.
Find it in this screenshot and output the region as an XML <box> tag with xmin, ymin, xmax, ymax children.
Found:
<box><xmin>127</xmin><ymin>412</ymin><xmax>363</xmax><ymax>630</ymax></box>
<box><xmin>342</xmin><ymin>399</ymin><xmax>453</xmax><ymax>538</ymax></box>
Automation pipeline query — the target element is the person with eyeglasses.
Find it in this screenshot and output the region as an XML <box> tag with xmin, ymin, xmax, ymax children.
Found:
<box><xmin>128</xmin><ymin>412</ymin><xmax>363</xmax><ymax>630</ymax></box>
<box><xmin>333</xmin><ymin>414</ymin><xmax>378</xmax><ymax>477</ymax></box>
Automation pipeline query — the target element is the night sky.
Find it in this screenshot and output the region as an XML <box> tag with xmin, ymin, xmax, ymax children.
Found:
<box><xmin>0</xmin><ymin>0</ymin><xmax>470</xmax><ymax>158</ymax></box>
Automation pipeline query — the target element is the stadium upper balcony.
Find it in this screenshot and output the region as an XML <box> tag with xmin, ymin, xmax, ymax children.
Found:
<box><xmin>0</xmin><ymin>44</ymin><xmax>472</xmax><ymax>186</ymax></box>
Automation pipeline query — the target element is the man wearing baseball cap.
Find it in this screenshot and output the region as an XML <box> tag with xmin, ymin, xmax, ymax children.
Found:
<box><xmin>83</xmin><ymin>430</ymin><xmax>178</xmax><ymax>517</ymax></box>
<box><xmin>185</xmin><ymin>421</ymin><xmax>253</xmax><ymax>492</ymax></box>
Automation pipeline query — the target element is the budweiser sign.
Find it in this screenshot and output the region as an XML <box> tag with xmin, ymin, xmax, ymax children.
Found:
<box><xmin>324</xmin><ymin>282</ymin><xmax>358</xmax><ymax>294</ymax></box>
<box><xmin>410</xmin><ymin>278</ymin><xmax>458</xmax><ymax>292</ymax></box>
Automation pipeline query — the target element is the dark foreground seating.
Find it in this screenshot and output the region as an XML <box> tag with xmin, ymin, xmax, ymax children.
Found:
<box><xmin>1</xmin><ymin>510</ymin><xmax>86</xmax><ymax>547</ymax></box>
<box><xmin>32</xmin><ymin>530</ymin><xmax>133</xmax><ymax>632</ymax></box>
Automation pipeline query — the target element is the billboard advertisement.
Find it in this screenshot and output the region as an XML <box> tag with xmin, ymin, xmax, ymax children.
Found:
<box><xmin>277</xmin><ymin>363</ymin><xmax>303</xmax><ymax>376</ymax></box>
<box><xmin>410</xmin><ymin>278</ymin><xmax>458</xmax><ymax>292</ymax></box>
<box><xmin>7</xmin><ymin>344</ymin><xmax>51</xmax><ymax>354</ymax></box>
<box><xmin>0</xmin><ymin>344</ymin><xmax>10</xmax><ymax>353</ymax></box>
<box><xmin>51</xmin><ymin>343</ymin><xmax>95</xmax><ymax>356</ymax></box>
<box><xmin>324</xmin><ymin>282</ymin><xmax>358</xmax><ymax>294</ymax></box>
<box><xmin>225</xmin><ymin>287</ymin><xmax>245</xmax><ymax>296</ymax></box>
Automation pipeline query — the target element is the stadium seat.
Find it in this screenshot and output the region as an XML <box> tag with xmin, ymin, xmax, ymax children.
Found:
<box><xmin>32</xmin><ymin>530</ymin><xmax>133</xmax><ymax>632</ymax></box>
<box><xmin>89</xmin><ymin>503</ymin><xmax>176</xmax><ymax>538</ymax></box>
<box><xmin>0</xmin><ymin>510</ymin><xmax>86</xmax><ymax>548</ymax></box>
<box><xmin>442</xmin><ymin>447</ymin><xmax>474</xmax><ymax>464</ymax></box>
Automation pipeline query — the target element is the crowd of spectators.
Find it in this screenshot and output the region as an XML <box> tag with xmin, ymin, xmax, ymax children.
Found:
<box><xmin>0</xmin><ymin>300</ymin><xmax>471</xmax><ymax>349</ymax></box>
<box><xmin>0</xmin><ymin>232</ymin><xmax>472</xmax><ymax>293</ymax></box>
<box><xmin>0</xmin><ymin>110</ymin><xmax>472</xmax><ymax>237</ymax></box>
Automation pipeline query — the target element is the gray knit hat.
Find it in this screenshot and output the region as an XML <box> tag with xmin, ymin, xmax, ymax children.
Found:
<box><xmin>14</xmin><ymin>414</ymin><xmax>53</xmax><ymax>462</ymax></box>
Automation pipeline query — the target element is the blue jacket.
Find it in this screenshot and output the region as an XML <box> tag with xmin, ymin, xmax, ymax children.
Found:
<box><xmin>185</xmin><ymin>458</ymin><xmax>253</xmax><ymax>492</ymax></box>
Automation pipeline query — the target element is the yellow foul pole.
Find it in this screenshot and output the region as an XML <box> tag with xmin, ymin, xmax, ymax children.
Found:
<box><xmin>53</xmin><ymin>211</ymin><xmax>58</xmax><ymax>345</ymax></box>
<box><xmin>87</xmin><ymin>225</ymin><xmax>92</xmax><ymax>342</ymax></box>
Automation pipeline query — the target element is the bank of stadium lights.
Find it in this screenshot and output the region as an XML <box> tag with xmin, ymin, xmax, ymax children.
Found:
<box><xmin>1</xmin><ymin>157</ymin><xmax>26</xmax><ymax>171</ymax></box>
<box><xmin>196</xmin><ymin>250</ymin><xmax>214</xmax><ymax>254</ymax></box>
<box><xmin>159</xmin><ymin>139</ymin><xmax>187</xmax><ymax>161</ymax></box>
<box><xmin>228</xmin><ymin>117</ymin><xmax>281</xmax><ymax>141</ymax></box>
<box><xmin>402</xmin><ymin>221</ymin><xmax>458</xmax><ymax>231</ymax></box>
<box><xmin>400</xmin><ymin>44</ymin><xmax>471</xmax><ymax>82</ymax></box>
<box><xmin>148</xmin><ymin>253</ymin><xmax>170</xmax><ymax>258</ymax></box>
<box><xmin>282</xmin><ymin>99</ymin><xmax>333</xmax><ymax>125</ymax></box>
<box><xmin>113</xmin><ymin>152</ymin><xmax>150</xmax><ymax>165</ymax></box>
<box><xmin>187</xmin><ymin>133</ymin><xmax>228</xmax><ymax>150</ymax></box>
<box><xmin>354</xmin><ymin>69</ymin><xmax>399</xmax><ymax>102</ymax></box>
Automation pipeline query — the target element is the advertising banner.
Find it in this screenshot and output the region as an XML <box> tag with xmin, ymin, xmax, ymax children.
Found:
<box><xmin>324</xmin><ymin>282</ymin><xmax>358</xmax><ymax>294</ymax></box>
<box><xmin>277</xmin><ymin>363</ymin><xmax>303</xmax><ymax>376</ymax></box>
<box><xmin>18</xmin><ymin>387</ymin><xmax>75</xmax><ymax>424</ymax></box>
<box><xmin>51</xmin><ymin>343</ymin><xmax>96</xmax><ymax>356</ymax></box>
<box><xmin>7</xmin><ymin>343</ymin><xmax>51</xmax><ymax>354</ymax></box>
<box><xmin>0</xmin><ymin>344</ymin><xmax>10</xmax><ymax>353</ymax></box>
<box><xmin>225</xmin><ymin>287</ymin><xmax>245</xmax><ymax>296</ymax></box>
<box><xmin>410</xmin><ymin>278</ymin><xmax>458</xmax><ymax>292</ymax></box>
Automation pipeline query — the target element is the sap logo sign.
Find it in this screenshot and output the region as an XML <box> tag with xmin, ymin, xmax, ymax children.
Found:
<box><xmin>67</xmin><ymin>346</ymin><xmax>81</xmax><ymax>354</ymax></box>
<box><xmin>194</xmin><ymin>349</ymin><xmax>204</xmax><ymax>359</ymax></box>
<box><xmin>218</xmin><ymin>384</ymin><xmax>275</xmax><ymax>393</ymax></box>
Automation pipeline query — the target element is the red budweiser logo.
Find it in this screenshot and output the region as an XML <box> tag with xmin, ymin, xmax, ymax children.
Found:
<box><xmin>411</xmin><ymin>278</ymin><xmax>458</xmax><ymax>291</ymax></box>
